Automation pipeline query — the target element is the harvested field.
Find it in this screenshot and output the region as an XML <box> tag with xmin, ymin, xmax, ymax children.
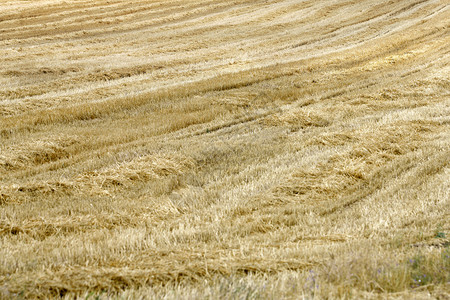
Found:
<box><xmin>0</xmin><ymin>0</ymin><xmax>449</xmax><ymax>298</ymax></box>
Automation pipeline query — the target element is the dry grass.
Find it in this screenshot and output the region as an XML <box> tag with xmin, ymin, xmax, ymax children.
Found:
<box><xmin>0</xmin><ymin>0</ymin><xmax>449</xmax><ymax>298</ymax></box>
